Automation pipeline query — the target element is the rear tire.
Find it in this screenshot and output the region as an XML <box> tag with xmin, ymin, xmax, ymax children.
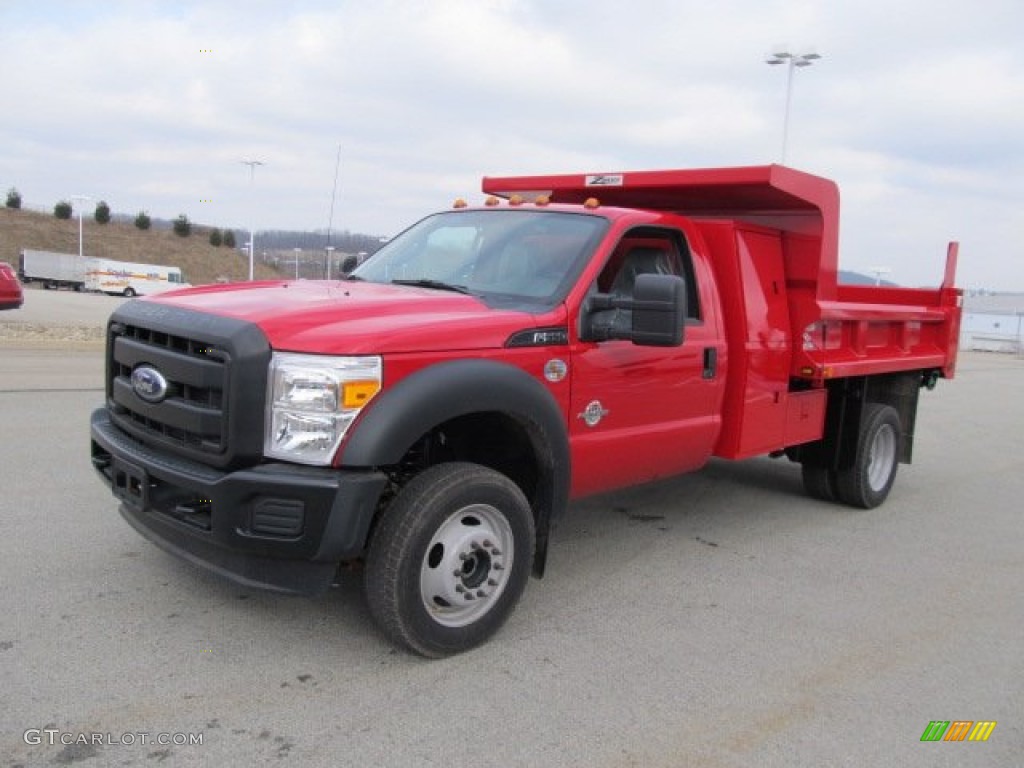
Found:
<box><xmin>364</xmin><ymin>462</ymin><xmax>534</xmax><ymax>657</ymax></box>
<box><xmin>835</xmin><ymin>403</ymin><xmax>901</xmax><ymax>509</ymax></box>
<box><xmin>801</xmin><ymin>463</ymin><xmax>838</xmax><ymax>502</ymax></box>
<box><xmin>123</xmin><ymin>287</ymin><xmax>136</xmax><ymax>298</ymax></box>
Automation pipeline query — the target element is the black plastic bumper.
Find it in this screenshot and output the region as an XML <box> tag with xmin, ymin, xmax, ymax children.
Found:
<box><xmin>90</xmin><ymin>408</ymin><xmax>388</xmax><ymax>595</ymax></box>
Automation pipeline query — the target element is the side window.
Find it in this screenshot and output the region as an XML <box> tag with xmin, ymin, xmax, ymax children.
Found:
<box><xmin>596</xmin><ymin>228</ymin><xmax>701</xmax><ymax>321</ymax></box>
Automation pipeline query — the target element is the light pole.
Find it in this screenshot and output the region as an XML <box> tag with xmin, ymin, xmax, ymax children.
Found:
<box><xmin>293</xmin><ymin>248</ymin><xmax>301</xmax><ymax>280</ymax></box>
<box><xmin>325</xmin><ymin>245</ymin><xmax>335</xmax><ymax>280</ymax></box>
<box><xmin>70</xmin><ymin>194</ymin><xmax>92</xmax><ymax>260</ymax></box>
<box><xmin>868</xmin><ymin>266</ymin><xmax>892</xmax><ymax>286</ymax></box>
<box><xmin>240</xmin><ymin>159</ymin><xmax>265</xmax><ymax>280</ymax></box>
<box><xmin>765</xmin><ymin>47</ymin><xmax>821</xmax><ymax>164</ymax></box>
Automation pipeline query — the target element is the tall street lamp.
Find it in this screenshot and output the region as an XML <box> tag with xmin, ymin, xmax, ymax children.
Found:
<box><xmin>70</xmin><ymin>194</ymin><xmax>92</xmax><ymax>261</ymax></box>
<box><xmin>240</xmin><ymin>159</ymin><xmax>265</xmax><ymax>280</ymax></box>
<box><xmin>293</xmin><ymin>248</ymin><xmax>301</xmax><ymax>280</ymax></box>
<box><xmin>765</xmin><ymin>47</ymin><xmax>822</xmax><ymax>164</ymax></box>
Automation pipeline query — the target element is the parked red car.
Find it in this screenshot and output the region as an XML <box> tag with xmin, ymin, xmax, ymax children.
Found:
<box><xmin>0</xmin><ymin>261</ymin><xmax>24</xmax><ymax>309</ymax></box>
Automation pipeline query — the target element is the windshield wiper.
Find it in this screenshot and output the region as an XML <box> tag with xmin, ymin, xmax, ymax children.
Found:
<box><xmin>390</xmin><ymin>279</ymin><xmax>471</xmax><ymax>294</ymax></box>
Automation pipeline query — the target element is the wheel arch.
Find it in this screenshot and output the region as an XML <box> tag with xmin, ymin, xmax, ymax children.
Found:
<box><xmin>341</xmin><ymin>359</ymin><xmax>570</xmax><ymax>577</ymax></box>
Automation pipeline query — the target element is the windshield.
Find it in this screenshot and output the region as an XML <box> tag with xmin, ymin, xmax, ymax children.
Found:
<box><xmin>353</xmin><ymin>209</ymin><xmax>607</xmax><ymax>306</ymax></box>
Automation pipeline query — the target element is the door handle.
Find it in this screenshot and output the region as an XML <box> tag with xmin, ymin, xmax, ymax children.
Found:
<box><xmin>703</xmin><ymin>347</ymin><xmax>717</xmax><ymax>379</ymax></box>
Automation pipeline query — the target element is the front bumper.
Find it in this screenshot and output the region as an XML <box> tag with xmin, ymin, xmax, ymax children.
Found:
<box><xmin>90</xmin><ymin>408</ymin><xmax>388</xmax><ymax>595</ymax></box>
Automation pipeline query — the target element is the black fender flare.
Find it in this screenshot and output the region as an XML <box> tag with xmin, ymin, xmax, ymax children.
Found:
<box><xmin>341</xmin><ymin>359</ymin><xmax>569</xmax><ymax>577</ymax></box>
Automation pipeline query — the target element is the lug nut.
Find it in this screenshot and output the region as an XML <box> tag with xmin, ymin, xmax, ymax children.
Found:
<box><xmin>487</xmin><ymin>578</ymin><xmax>498</xmax><ymax>587</ymax></box>
<box><xmin>476</xmin><ymin>590</ymin><xmax>486</xmax><ymax>598</ymax></box>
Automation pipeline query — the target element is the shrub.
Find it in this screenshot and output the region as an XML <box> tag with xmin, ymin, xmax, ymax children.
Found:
<box><xmin>54</xmin><ymin>200</ymin><xmax>73</xmax><ymax>219</ymax></box>
<box><xmin>5</xmin><ymin>187</ymin><xmax>21</xmax><ymax>209</ymax></box>
<box><xmin>134</xmin><ymin>211</ymin><xmax>151</xmax><ymax>230</ymax></box>
<box><xmin>209</xmin><ymin>228</ymin><xmax>222</xmax><ymax>247</ymax></box>
<box><xmin>223</xmin><ymin>230</ymin><xmax>237</xmax><ymax>248</ymax></box>
<box><xmin>173</xmin><ymin>214</ymin><xmax>191</xmax><ymax>237</ymax></box>
<box><xmin>94</xmin><ymin>200</ymin><xmax>111</xmax><ymax>224</ymax></box>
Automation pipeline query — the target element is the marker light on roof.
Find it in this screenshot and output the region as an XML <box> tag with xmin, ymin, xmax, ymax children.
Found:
<box><xmin>584</xmin><ymin>197</ymin><xmax>601</xmax><ymax>209</ymax></box>
<box><xmin>509</xmin><ymin>195</ymin><xmax>524</xmax><ymax>206</ymax></box>
<box><xmin>485</xmin><ymin>196</ymin><xmax>500</xmax><ymax>206</ymax></box>
<box><xmin>453</xmin><ymin>198</ymin><xmax>468</xmax><ymax>209</ymax></box>
<box><xmin>534</xmin><ymin>196</ymin><xmax>550</xmax><ymax>206</ymax></box>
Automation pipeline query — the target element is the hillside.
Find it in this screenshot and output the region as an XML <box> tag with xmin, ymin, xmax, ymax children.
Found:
<box><xmin>0</xmin><ymin>207</ymin><xmax>284</xmax><ymax>285</ymax></box>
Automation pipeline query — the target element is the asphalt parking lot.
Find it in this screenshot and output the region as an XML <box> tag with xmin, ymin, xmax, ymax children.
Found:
<box><xmin>1</xmin><ymin>305</ymin><xmax>1021</xmax><ymax>766</ymax></box>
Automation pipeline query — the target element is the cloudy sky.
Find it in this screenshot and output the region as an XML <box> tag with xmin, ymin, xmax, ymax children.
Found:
<box><xmin>2</xmin><ymin>0</ymin><xmax>1022</xmax><ymax>289</ymax></box>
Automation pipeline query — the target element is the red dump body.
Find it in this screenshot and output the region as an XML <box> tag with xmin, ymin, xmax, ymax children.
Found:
<box><xmin>483</xmin><ymin>164</ymin><xmax>962</xmax><ymax>462</ymax></box>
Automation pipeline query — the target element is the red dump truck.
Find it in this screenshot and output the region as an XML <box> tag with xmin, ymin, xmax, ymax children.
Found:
<box><xmin>90</xmin><ymin>165</ymin><xmax>962</xmax><ymax>656</ymax></box>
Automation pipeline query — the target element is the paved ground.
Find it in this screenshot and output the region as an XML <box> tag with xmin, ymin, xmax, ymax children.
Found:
<box><xmin>0</xmin><ymin>287</ymin><xmax>127</xmax><ymax>348</ymax></box>
<box><xmin>1</xmin><ymin>336</ymin><xmax>1021</xmax><ymax>766</ymax></box>
<box><xmin>1</xmin><ymin>286</ymin><xmax>128</xmax><ymax>327</ymax></box>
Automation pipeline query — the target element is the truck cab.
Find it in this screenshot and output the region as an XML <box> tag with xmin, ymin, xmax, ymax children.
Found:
<box><xmin>90</xmin><ymin>165</ymin><xmax>961</xmax><ymax>656</ymax></box>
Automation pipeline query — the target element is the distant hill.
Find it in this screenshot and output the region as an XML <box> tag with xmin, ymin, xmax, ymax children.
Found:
<box><xmin>0</xmin><ymin>207</ymin><xmax>284</xmax><ymax>286</ymax></box>
<box><xmin>838</xmin><ymin>269</ymin><xmax>898</xmax><ymax>287</ymax></box>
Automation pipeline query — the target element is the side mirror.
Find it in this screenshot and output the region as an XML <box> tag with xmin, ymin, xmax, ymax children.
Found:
<box><xmin>630</xmin><ymin>273</ymin><xmax>687</xmax><ymax>346</ymax></box>
<box><xmin>582</xmin><ymin>273</ymin><xmax>686</xmax><ymax>347</ymax></box>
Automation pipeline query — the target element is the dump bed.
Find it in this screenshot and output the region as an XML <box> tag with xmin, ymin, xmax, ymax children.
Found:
<box><xmin>482</xmin><ymin>164</ymin><xmax>962</xmax><ymax>381</ymax></box>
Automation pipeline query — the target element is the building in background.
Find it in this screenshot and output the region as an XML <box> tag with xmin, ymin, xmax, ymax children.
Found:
<box><xmin>961</xmin><ymin>294</ymin><xmax>1024</xmax><ymax>354</ymax></box>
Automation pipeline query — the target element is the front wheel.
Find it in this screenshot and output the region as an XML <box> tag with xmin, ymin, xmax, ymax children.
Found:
<box><xmin>836</xmin><ymin>403</ymin><xmax>901</xmax><ymax>509</ymax></box>
<box><xmin>123</xmin><ymin>287</ymin><xmax>136</xmax><ymax>298</ymax></box>
<box><xmin>364</xmin><ymin>462</ymin><xmax>535</xmax><ymax>657</ymax></box>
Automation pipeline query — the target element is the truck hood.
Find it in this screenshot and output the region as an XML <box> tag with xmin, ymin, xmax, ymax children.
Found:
<box><xmin>149</xmin><ymin>280</ymin><xmax>552</xmax><ymax>354</ymax></box>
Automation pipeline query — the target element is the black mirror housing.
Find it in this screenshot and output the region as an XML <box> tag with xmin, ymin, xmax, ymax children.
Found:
<box><xmin>582</xmin><ymin>273</ymin><xmax>687</xmax><ymax>346</ymax></box>
<box><xmin>630</xmin><ymin>273</ymin><xmax>686</xmax><ymax>346</ymax></box>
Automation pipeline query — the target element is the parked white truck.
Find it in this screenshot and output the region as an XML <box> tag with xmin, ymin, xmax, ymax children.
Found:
<box><xmin>19</xmin><ymin>250</ymin><xmax>188</xmax><ymax>296</ymax></box>
<box><xmin>84</xmin><ymin>258</ymin><xmax>189</xmax><ymax>297</ymax></box>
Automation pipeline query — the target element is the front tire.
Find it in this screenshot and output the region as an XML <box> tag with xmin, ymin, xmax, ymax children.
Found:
<box><xmin>835</xmin><ymin>403</ymin><xmax>901</xmax><ymax>509</ymax></box>
<box><xmin>123</xmin><ymin>287</ymin><xmax>136</xmax><ymax>297</ymax></box>
<box><xmin>364</xmin><ymin>462</ymin><xmax>535</xmax><ymax>657</ymax></box>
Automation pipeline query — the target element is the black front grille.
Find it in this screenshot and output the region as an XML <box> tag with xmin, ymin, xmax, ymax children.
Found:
<box><xmin>110</xmin><ymin>329</ymin><xmax>230</xmax><ymax>453</ymax></box>
<box><xmin>105</xmin><ymin>301</ymin><xmax>271</xmax><ymax>469</ymax></box>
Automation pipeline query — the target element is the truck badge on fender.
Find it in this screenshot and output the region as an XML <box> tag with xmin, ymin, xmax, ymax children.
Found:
<box><xmin>579</xmin><ymin>400</ymin><xmax>609</xmax><ymax>427</ymax></box>
<box><xmin>131</xmin><ymin>365</ymin><xmax>169</xmax><ymax>403</ymax></box>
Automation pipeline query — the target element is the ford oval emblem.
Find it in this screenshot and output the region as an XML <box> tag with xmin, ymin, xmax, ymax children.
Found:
<box><xmin>131</xmin><ymin>365</ymin><xmax>169</xmax><ymax>403</ymax></box>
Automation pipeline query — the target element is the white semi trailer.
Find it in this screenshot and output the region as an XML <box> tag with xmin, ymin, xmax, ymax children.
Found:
<box><xmin>18</xmin><ymin>249</ymin><xmax>89</xmax><ymax>290</ymax></box>
<box><xmin>19</xmin><ymin>251</ymin><xmax>188</xmax><ymax>296</ymax></box>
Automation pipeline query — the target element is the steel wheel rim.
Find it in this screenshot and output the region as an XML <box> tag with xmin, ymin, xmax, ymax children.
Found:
<box><xmin>867</xmin><ymin>423</ymin><xmax>897</xmax><ymax>492</ymax></box>
<box><xmin>419</xmin><ymin>503</ymin><xmax>514</xmax><ymax>628</ymax></box>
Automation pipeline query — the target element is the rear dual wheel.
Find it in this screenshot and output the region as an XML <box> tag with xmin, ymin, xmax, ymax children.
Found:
<box><xmin>365</xmin><ymin>462</ymin><xmax>535</xmax><ymax>658</ymax></box>
<box><xmin>802</xmin><ymin>403</ymin><xmax>901</xmax><ymax>509</ymax></box>
<box><xmin>835</xmin><ymin>403</ymin><xmax>901</xmax><ymax>509</ymax></box>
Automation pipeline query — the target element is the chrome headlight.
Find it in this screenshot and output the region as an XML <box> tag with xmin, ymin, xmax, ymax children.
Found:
<box><xmin>264</xmin><ymin>353</ymin><xmax>382</xmax><ymax>465</ymax></box>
